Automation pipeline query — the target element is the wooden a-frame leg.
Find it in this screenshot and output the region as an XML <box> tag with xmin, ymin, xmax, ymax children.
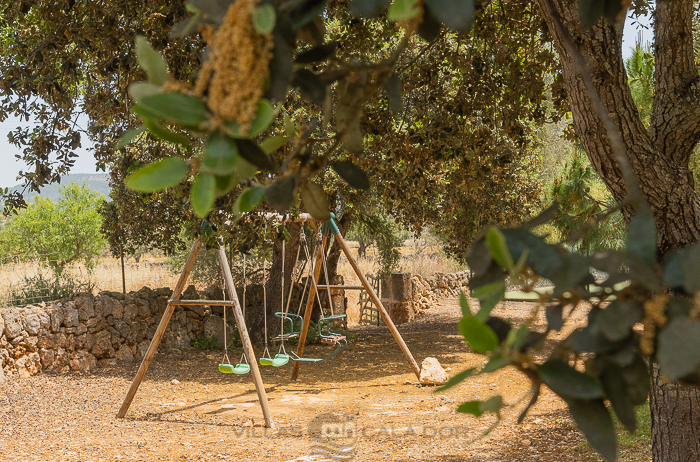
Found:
<box><xmin>117</xmin><ymin>239</ymin><xmax>203</xmax><ymax>418</ymax></box>
<box><xmin>215</xmin><ymin>246</ymin><xmax>274</xmax><ymax>428</ymax></box>
<box><xmin>334</xmin><ymin>232</ymin><xmax>422</xmax><ymax>380</ymax></box>
<box><xmin>290</xmin><ymin>233</ymin><xmax>327</xmax><ymax>381</ymax></box>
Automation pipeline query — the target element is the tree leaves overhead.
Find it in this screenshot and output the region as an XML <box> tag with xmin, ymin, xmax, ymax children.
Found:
<box><xmin>265</xmin><ymin>175</ymin><xmax>298</xmax><ymax>213</ymax></box>
<box><xmin>300</xmin><ymin>182</ymin><xmax>331</xmax><ymax>221</ymax></box>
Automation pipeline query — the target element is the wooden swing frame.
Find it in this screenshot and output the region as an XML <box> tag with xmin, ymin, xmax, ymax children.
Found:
<box><xmin>116</xmin><ymin>213</ymin><xmax>421</xmax><ymax>429</ymax></box>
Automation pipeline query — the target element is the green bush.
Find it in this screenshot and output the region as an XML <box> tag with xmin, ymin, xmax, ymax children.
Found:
<box><xmin>191</xmin><ymin>335</ymin><xmax>220</xmax><ymax>351</ymax></box>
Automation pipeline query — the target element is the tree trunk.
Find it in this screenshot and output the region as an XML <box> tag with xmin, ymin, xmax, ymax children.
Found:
<box><xmin>251</xmin><ymin>223</ymin><xmax>301</xmax><ymax>344</ymax></box>
<box><xmin>533</xmin><ymin>0</ymin><xmax>700</xmax><ymax>459</ymax></box>
<box><xmin>650</xmin><ymin>363</ymin><xmax>700</xmax><ymax>461</ymax></box>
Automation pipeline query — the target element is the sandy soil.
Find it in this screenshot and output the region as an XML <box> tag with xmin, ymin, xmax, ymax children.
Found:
<box><xmin>0</xmin><ymin>298</ymin><xmax>643</xmax><ymax>461</ymax></box>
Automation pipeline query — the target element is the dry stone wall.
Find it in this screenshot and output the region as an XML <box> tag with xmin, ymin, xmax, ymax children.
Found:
<box><xmin>411</xmin><ymin>271</ymin><xmax>470</xmax><ymax>314</ymax></box>
<box><xmin>0</xmin><ymin>285</ymin><xmax>240</xmax><ymax>380</ymax></box>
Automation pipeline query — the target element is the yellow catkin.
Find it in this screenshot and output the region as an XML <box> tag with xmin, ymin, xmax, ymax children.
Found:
<box><xmin>640</xmin><ymin>294</ymin><xmax>668</xmax><ymax>355</ymax></box>
<box><xmin>194</xmin><ymin>0</ymin><xmax>273</xmax><ymax>133</ymax></box>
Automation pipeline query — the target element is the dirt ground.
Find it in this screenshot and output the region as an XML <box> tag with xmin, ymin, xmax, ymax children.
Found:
<box><xmin>0</xmin><ymin>298</ymin><xmax>648</xmax><ymax>461</ymax></box>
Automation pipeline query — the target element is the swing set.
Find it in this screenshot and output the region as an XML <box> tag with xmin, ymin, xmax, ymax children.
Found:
<box><xmin>116</xmin><ymin>213</ymin><xmax>421</xmax><ymax>428</ymax></box>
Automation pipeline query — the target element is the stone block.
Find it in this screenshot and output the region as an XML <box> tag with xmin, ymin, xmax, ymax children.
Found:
<box><xmin>388</xmin><ymin>301</ymin><xmax>413</xmax><ymax>325</ymax></box>
<box><xmin>203</xmin><ymin>315</ymin><xmax>232</xmax><ymax>348</ymax></box>
<box><xmin>39</xmin><ymin>348</ymin><xmax>55</xmax><ymax>369</ymax></box>
<box><xmin>63</xmin><ymin>304</ymin><xmax>79</xmax><ymax>328</ymax></box>
<box><xmin>91</xmin><ymin>330</ymin><xmax>113</xmax><ymax>358</ymax></box>
<box><xmin>115</xmin><ymin>345</ymin><xmax>134</xmax><ymax>363</ymax></box>
<box><xmin>419</xmin><ymin>357</ymin><xmax>448</xmax><ymax>385</ymax></box>
<box><xmin>75</xmin><ymin>294</ymin><xmax>95</xmax><ymax>321</ymax></box>
<box><xmin>2</xmin><ymin>308</ymin><xmax>23</xmax><ymax>339</ymax></box>
<box><xmin>123</xmin><ymin>304</ymin><xmax>138</xmax><ymax>323</ymax></box>
<box><xmin>50</xmin><ymin>306</ymin><xmax>64</xmax><ymax>332</ymax></box>
<box><xmin>69</xmin><ymin>351</ymin><xmax>96</xmax><ymax>372</ymax></box>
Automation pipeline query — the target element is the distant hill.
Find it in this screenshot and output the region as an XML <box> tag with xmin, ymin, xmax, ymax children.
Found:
<box><xmin>9</xmin><ymin>174</ymin><xmax>110</xmax><ymax>202</ymax></box>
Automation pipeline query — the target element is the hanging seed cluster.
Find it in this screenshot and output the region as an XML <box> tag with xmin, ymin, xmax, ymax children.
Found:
<box><xmin>195</xmin><ymin>0</ymin><xmax>273</xmax><ymax>133</ymax></box>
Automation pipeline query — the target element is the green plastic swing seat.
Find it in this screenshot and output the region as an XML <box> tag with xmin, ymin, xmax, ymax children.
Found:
<box><xmin>259</xmin><ymin>354</ymin><xmax>290</xmax><ymax>367</ymax></box>
<box><xmin>219</xmin><ymin>363</ymin><xmax>250</xmax><ymax>374</ymax></box>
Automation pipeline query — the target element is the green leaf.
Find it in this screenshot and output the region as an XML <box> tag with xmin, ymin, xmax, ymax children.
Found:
<box><xmin>471</xmin><ymin>281</ymin><xmax>506</xmax><ymax>321</ymax></box>
<box><xmin>265</xmin><ymin>176</ymin><xmax>297</xmax><ymax>212</ymax></box>
<box><xmin>601</xmin><ymin>362</ymin><xmax>636</xmax><ymax>433</ymax></box>
<box><xmin>434</xmin><ymin>367</ymin><xmax>476</xmax><ymax>391</ymax></box>
<box><xmin>388</xmin><ymin>0</ymin><xmax>419</xmax><ymax>21</ymax></box>
<box><xmin>681</xmin><ymin>244</ymin><xmax>700</xmax><ymax>293</ymax></box>
<box><xmin>300</xmin><ymin>182</ymin><xmax>331</xmax><ymax>221</ymax></box>
<box><xmin>459</xmin><ymin>291</ymin><xmax>472</xmax><ymax>318</ymax></box>
<box><xmin>202</xmin><ymin>132</ymin><xmax>239</xmax><ymax>174</ymax></box>
<box><xmin>350</xmin><ymin>0</ymin><xmax>391</xmax><ymax>17</ymax></box>
<box><xmin>657</xmin><ymin>317</ymin><xmax>700</xmax><ymax>380</ymax></box>
<box><xmin>236</xmin><ymin>139</ymin><xmax>274</xmax><ymax>171</ymax></box>
<box><xmin>135</xmin><ymin>35</ymin><xmax>168</xmax><ymax>85</ymax></box>
<box><xmin>481</xmin><ymin>353</ymin><xmax>510</xmax><ymax>373</ymax></box>
<box><xmin>191</xmin><ymin>172</ymin><xmax>215</xmax><ymax>218</ymax></box>
<box><xmin>284</xmin><ymin>114</ymin><xmax>296</xmax><ymax>137</ymax></box>
<box><xmin>458</xmin><ymin>316</ymin><xmax>498</xmax><ymax>354</ymax></box>
<box><xmin>384</xmin><ymin>73</ymin><xmax>402</xmax><ymax>114</ymax></box>
<box><xmin>332</xmin><ymin>160</ymin><xmax>370</xmax><ymax>190</ymax></box>
<box><xmin>457</xmin><ymin>395</ymin><xmax>503</xmax><ymax>417</ymax></box>
<box><xmin>424</xmin><ymin>0</ymin><xmax>474</xmax><ymax>31</ymax></box>
<box><xmin>537</xmin><ymin>360</ymin><xmax>603</xmax><ymax>399</ymax></box>
<box><xmin>128</xmin><ymin>82</ymin><xmax>162</xmax><ymax>104</ymax></box>
<box><xmin>260</xmin><ymin>136</ymin><xmax>288</xmax><ymax>154</ymax></box>
<box><xmin>252</xmin><ymin>4</ymin><xmax>276</xmax><ymax>34</ymax></box>
<box><xmin>626</xmin><ymin>205</ymin><xmax>656</xmax><ymax>266</ymax></box>
<box><xmin>506</xmin><ymin>323</ymin><xmax>531</xmax><ymax>351</ymax></box>
<box><xmin>595</xmin><ymin>300</ymin><xmax>642</xmax><ymax>342</ymax></box>
<box><xmin>545</xmin><ymin>304</ymin><xmax>564</xmax><ymax>331</ymax></box>
<box><xmin>295</xmin><ymin>42</ymin><xmax>338</xmax><ymax>64</ymax></box>
<box><xmin>227</xmin><ymin>99</ymin><xmax>276</xmax><ymax>138</ymax></box>
<box><xmin>551</xmin><ymin>253</ymin><xmax>591</xmax><ymax>297</ymax></box>
<box><xmin>292</xmin><ymin>69</ymin><xmax>326</xmax><ymax>106</ymax></box>
<box><xmin>486</xmin><ymin>227</ymin><xmax>514</xmax><ymax>270</ymax></box>
<box><xmin>233</xmin><ymin>186</ymin><xmax>266</xmax><ymax>214</ymax></box>
<box><xmin>125</xmin><ymin>157</ymin><xmax>189</xmax><ymax>192</ymax></box>
<box><xmin>139</xmin><ymin>92</ymin><xmax>209</xmax><ymax>127</ymax></box>
<box><xmin>214</xmin><ymin>173</ymin><xmax>239</xmax><ymax>197</ymax></box>
<box><xmin>144</xmin><ymin>119</ymin><xmax>192</xmax><ymax>146</ymax></box>
<box><xmin>457</xmin><ymin>401</ymin><xmax>483</xmax><ymax>417</ymax></box>
<box><xmin>417</xmin><ymin>6</ymin><xmax>442</xmax><ymax>42</ymax></box>
<box><xmin>566</xmin><ymin>398</ymin><xmax>617</xmax><ymax>462</ymax></box>
<box><xmin>116</xmin><ymin>126</ymin><xmax>146</xmax><ymax>149</ymax></box>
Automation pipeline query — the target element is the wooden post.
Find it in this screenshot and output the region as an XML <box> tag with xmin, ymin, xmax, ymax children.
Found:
<box><xmin>120</xmin><ymin>244</ymin><xmax>126</xmax><ymax>294</ymax></box>
<box><xmin>215</xmin><ymin>246</ymin><xmax>274</xmax><ymax>428</ymax></box>
<box><xmin>334</xmin><ymin>232</ymin><xmax>422</xmax><ymax>380</ymax></box>
<box><xmin>117</xmin><ymin>239</ymin><xmax>203</xmax><ymax>418</ymax></box>
<box><xmin>290</xmin><ymin>233</ymin><xmax>328</xmax><ymax>381</ymax></box>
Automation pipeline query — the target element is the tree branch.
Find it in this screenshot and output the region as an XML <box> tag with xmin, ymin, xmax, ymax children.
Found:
<box><xmin>649</xmin><ymin>0</ymin><xmax>700</xmax><ymax>167</ymax></box>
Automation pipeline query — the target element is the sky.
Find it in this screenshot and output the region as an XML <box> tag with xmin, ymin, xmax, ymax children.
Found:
<box><xmin>0</xmin><ymin>11</ymin><xmax>655</xmax><ymax>190</ymax></box>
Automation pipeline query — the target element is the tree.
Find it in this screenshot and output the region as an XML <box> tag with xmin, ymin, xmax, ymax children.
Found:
<box><xmin>533</xmin><ymin>0</ymin><xmax>700</xmax><ymax>458</ymax></box>
<box><xmin>0</xmin><ymin>181</ymin><xmax>107</xmax><ymax>273</ymax></box>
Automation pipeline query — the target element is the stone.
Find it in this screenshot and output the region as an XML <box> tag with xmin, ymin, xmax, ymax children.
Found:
<box><xmin>182</xmin><ymin>285</ymin><xmax>199</xmax><ymax>300</ymax></box>
<box><xmin>155</xmin><ymin>287</ymin><xmax>173</xmax><ymax>297</ymax></box>
<box><xmin>114</xmin><ymin>320</ymin><xmax>131</xmax><ymax>339</ymax></box>
<box><xmin>137</xmin><ymin>341</ymin><xmax>151</xmax><ymax>359</ymax></box>
<box><xmin>75</xmin><ymin>294</ymin><xmax>95</xmax><ymax>320</ymax></box>
<box><xmin>419</xmin><ymin>357</ymin><xmax>448</xmax><ymax>385</ymax></box>
<box><xmin>388</xmin><ymin>301</ymin><xmax>414</xmax><ymax>325</ymax></box>
<box><xmin>76</xmin><ymin>324</ymin><xmax>87</xmax><ymax>335</ymax></box>
<box><xmin>136</xmin><ymin>299</ymin><xmax>151</xmax><ymax>318</ymax></box>
<box><xmin>123</xmin><ymin>304</ymin><xmax>138</xmax><ymax>322</ymax></box>
<box><xmin>115</xmin><ymin>345</ymin><xmax>134</xmax><ymax>363</ymax></box>
<box><xmin>64</xmin><ymin>304</ymin><xmax>80</xmax><ymax>328</ymax></box>
<box><xmin>0</xmin><ymin>315</ymin><xmax>4</xmax><ymax>339</ymax></box>
<box><xmin>54</xmin><ymin>348</ymin><xmax>69</xmax><ymax>370</ymax></box>
<box><xmin>50</xmin><ymin>306</ymin><xmax>65</xmax><ymax>332</ymax></box>
<box><xmin>36</xmin><ymin>311</ymin><xmax>50</xmax><ymax>330</ymax></box>
<box><xmin>97</xmin><ymin>358</ymin><xmax>117</xmax><ymax>367</ymax></box>
<box><xmin>0</xmin><ymin>364</ymin><xmax>5</xmax><ymax>385</ymax></box>
<box><xmin>203</xmin><ymin>315</ymin><xmax>232</xmax><ymax>348</ymax></box>
<box><xmin>91</xmin><ymin>330</ymin><xmax>113</xmax><ymax>358</ymax></box>
<box><xmin>70</xmin><ymin>351</ymin><xmax>96</xmax><ymax>372</ymax></box>
<box><xmin>39</xmin><ymin>348</ymin><xmax>55</xmax><ymax>369</ymax></box>
<box><xmin>98</xmin><ymin>295</ymin><xmax>120</xmax><ymax>318</ymax></box>
<box><xmin>16</xmin><ymin>352</ymin><xmax>42</xmax><ymax>378</ymax></box>
<box><xmin>2</xmin><ymin>308</ymin><xmax>23</xmax><ymax>339</ymax></box>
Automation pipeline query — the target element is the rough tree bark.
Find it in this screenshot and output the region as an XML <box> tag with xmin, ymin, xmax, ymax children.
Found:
<box><xmin>534</xmin><ymin>0</ymin><xmax>700</xmax><ymax>459</ymax></box>
<box><xmin>251</xmin><ymin>222</ymin><xmax>301</xmax><ymax>344</ymax></box>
